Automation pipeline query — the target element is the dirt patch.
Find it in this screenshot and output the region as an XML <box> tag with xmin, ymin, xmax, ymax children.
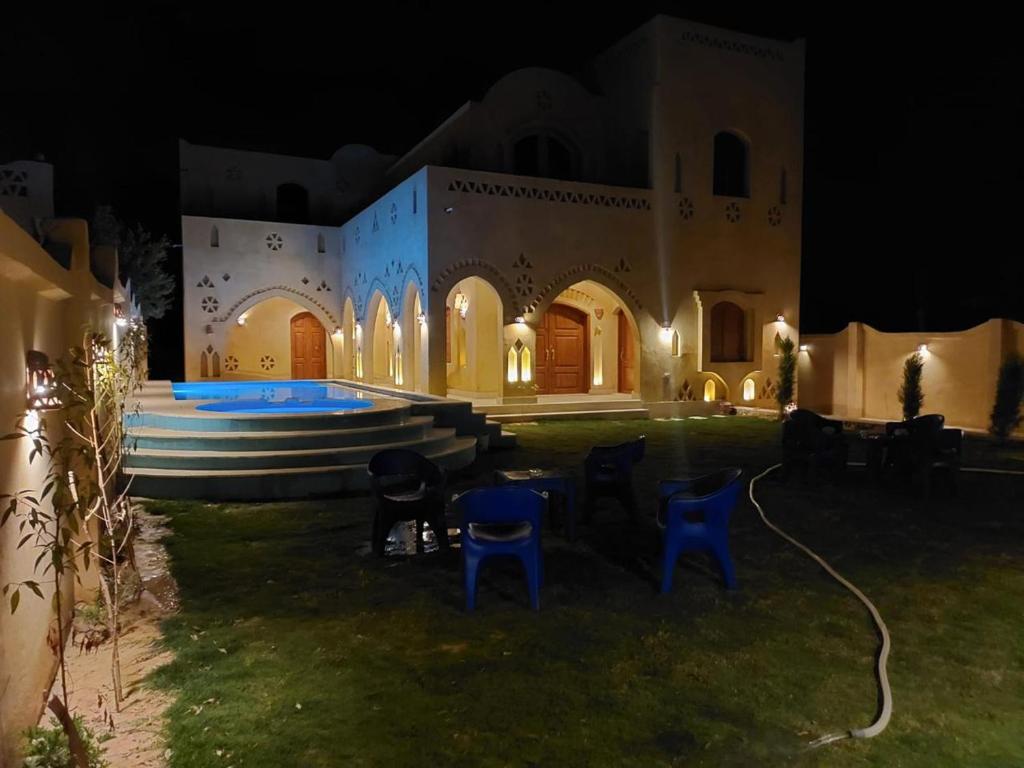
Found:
<box><xmin>48</xmin><ymin>506</ymin><xmax>177</xmax><ymax>767</ymax></box>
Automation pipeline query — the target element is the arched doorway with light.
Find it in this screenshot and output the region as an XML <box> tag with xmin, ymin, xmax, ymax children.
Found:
<box><xmin>364</xmin><ymin>290</ymin><xmax>395</xmax><ymax>386</ymax></box>
<box><xmin>225</xmin><ymin>295</ymin><xmax>338</xmax><ymax>380</ymax></box>
<box><xmin>401</xmin><ymin>281</ymin><xmax>427</xmax><ymax>392</ymax></box>
<box><xmin>445</xmin><ymin>276</ymin><xmax>503</xmax><ymax>399</ymax></box>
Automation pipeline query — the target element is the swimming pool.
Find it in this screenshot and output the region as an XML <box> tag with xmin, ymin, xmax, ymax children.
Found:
<box><xmin>172</xmin><ymin>380</ymin><xmax>375</xmax><ymax>414</ymax></box>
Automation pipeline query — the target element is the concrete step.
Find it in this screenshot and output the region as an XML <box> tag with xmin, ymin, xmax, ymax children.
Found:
<box><xmin>125</xmin><ymin>428</ymin><xmax>459</xmax><ymax>471</ymax></box>
<box><xmin>126</xmin><ymin>436</ymin><xmax>478</xmax><ymax>500</ymax></box>
<box><xmin>474</xmin><ymin>398</ymin><xmax>644</xmax><ymax>416</ymax></box>
<box><xmin>127</xmin><ymin>416</ymin><xmax>434</xmax><ymax>452</ymax></box>
<box><xmin>486</xmin><ymin>407</ymin><xmax>650</xmax><ymax>424</ymax></box>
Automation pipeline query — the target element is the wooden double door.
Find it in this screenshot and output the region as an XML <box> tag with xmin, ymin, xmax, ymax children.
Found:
<box><xmin>535</xmin><ymin>303</ymin><xmax>588</xmax><ymax>394</ymax></box>
<box><xmin>290</xmin><ymin>312</ymin><xmax>326</xmax><ymax>379</ymax></box>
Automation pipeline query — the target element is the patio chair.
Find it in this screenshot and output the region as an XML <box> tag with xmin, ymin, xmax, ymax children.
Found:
<box><xmin>583</xmin><ymin>435</ymin><xmax>646</xmax><ymax>522</ymax></box>
<box><xmin>884</xmin><ymin>414</ymin><xmax>962</xmax><ymax>496</ymax></box>
<box><xmin>657</xmin><ymin>468</ymin><xmax>743</xmax><ymax>592</ymax></box>
<box><xmin>781</xmin><ymin>409</ymin><xmax>848</xmax><ymax>481</ymax></box>
<box><xmin>367</xmin><ymin>449</ymin><xmax>449</xmax><ymax>556</ymax></box>
<box><xmin>454</xmin><ymin>485</ymin><xmax>546</xmax><ymax>611</ymax></box>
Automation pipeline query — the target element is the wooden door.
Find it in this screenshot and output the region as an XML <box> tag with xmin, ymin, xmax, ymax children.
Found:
<box><xmin>536</xmin><ymin>303</ymin><xmax>587</xmax><ymax>394</ymax></box>
<box><xmin>617</xmin><ymin>311</ymin><xmax>636</xmax><ymax>393</ymax></box>
<box><xmin>291</xmin><ymin>311</ymin><xmax>326</xmax><ymax>379</ymax></box>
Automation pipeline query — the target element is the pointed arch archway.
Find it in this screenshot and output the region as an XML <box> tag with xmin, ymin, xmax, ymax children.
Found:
<box><xmin>444</xmin><ymin>276</ymin><xmax>504</xmax><ymax>398</ymax></box>
<box><xmin>401</xmin><ymin>280</ymin><xmax>427</xmax><ymax>392</ymax></box>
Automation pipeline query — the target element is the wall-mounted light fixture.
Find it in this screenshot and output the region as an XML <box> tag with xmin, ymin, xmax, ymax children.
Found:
<box><xmin>799</xmin><ymin>344</ymin><xmax>809</xmax><ymax>352</ymax></box>
<box><xmin>26</xmin><ymin>350</ymin><xmax>60</xmax><ymax>411</ymax></box>
<box><xmin>114</xmin><ymin>303</ymin><xmax>128</xmax><ymax>328</ymax></box>
<box><xmin>237</xmin><ymin>313</ymin><xmax>247</xmax><ymax>326</ymax></box>
<box><xmin>453</xmin><ymin>291</ymin><xmax>469</xmax><ymax>319</ymax></box>
<box><xmin>514</xmin><ymin>316</ymin><xmax>526</xmax><ymax>326</ymax></box>
<box><xmin>417</xmin><ymin>312</ymin><xmax>426</xmax><ymax>326</ymax></box>
<box><xmin>660</xmin><ymin>323</ymin><xmax>673</xmax><ymax>342</ymax></box>
<box><xmin>393</xmin><ymin>323</ymin><xmax>402</xmax><ymax>338</ymax></box>
<box><xmin>917</xmin><ymin>343</ymin><xmax>929</xmax><ymax>355</ymax></box>
<box><xmin>332</xmin><ymin>327</ymin><xmax>343</xmax><ymax>338</ymax></box>
<box><xmin>776</xmin><ymin>313</ymin><xmax>785</xmax><ymax>323</ymax></box>
<box><xmin>444</xmin><ymin>206</ymin><xmax>454</xmax><ymax>214</ymax></box>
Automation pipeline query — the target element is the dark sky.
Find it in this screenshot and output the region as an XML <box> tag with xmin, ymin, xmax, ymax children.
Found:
<box><xmin>3</xmin><ymin>3</ymin><xmax>1021</xmax><ymax>379</ymax></box>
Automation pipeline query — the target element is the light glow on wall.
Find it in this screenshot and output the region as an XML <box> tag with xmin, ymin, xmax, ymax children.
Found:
<box><xmin>521</xmin><ymin>346</ymin><xmax>532</xmax><ymax>382</ymax></box>
<box><xmin>507</xmin><ymin>347</ymin><xmax>519</xmax><ymax>383</ymax></box>
<box><xmin>237</xmin><ymin>313</ymin><xmax>248</xmax><ymax>326</ymax></box>
<box><xmin>453</xmin><ymin>291</ymin><xmax>469</xmax><ymax>319</ymax></box>
<box><xmin>704</xmin><ymin>379</ymin><xmax>716</xmax><ymax>402</ymax></box>
<box><xmin>417</xmin><ymin>312</ymin><xmax>426</xmax><ymax>326</ymax></box>
<box><xmin>799</xmin><ymin>344</ymin><xmax>809</xmax><ymax>352</ymax></box>
<box><xmin>742</xmin><ymin>378</ymin><xmax>755</xmax><ymax>401</ymax></box>
<box><xmin>660</xmin><ymin>323</ymin><xmax>673</xmax><ymax>343</ymax></box>
<box><xmin>917</xmin><ymin>343</ymin><xmax>929</xmax><ymax>355</ymax></box>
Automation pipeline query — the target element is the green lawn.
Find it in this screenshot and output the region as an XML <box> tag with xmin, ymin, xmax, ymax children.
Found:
<box><xmin>147</xmin><ymin>418</ymin><xmax>1024</xmax><ymax>767</ymax></box>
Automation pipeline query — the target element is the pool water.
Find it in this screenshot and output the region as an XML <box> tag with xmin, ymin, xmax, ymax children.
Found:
<box><xmin>172</xmin><ymin>380</ymin><xmax>375</xmax><ymax>414</ymax></box>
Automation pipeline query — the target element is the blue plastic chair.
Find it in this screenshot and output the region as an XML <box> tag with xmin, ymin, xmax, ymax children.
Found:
<box><xmin>657</xmin><ymin>468</ymin><xmax>742</xmax><ymax>592</ymax></box>
<box><xmin>454</xmin><ymin>486</ymin><xmax>546</xmax><ymax>611</ymax></box>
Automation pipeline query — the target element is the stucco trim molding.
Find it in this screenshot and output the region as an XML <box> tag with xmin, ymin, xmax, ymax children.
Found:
<box><xmin>530</xmin><ymin>263</ymin><xmax>643</xmax><ymax>317</ymax></box>
<box><xmin>430</xmin><ymin>258</ymin><xmax>519</xmax><ymax>317</ymax></box>
<box><xmin>214</xmin><ymin>285</ymin><xmax>339</xmax><ymax>329</ymax></box>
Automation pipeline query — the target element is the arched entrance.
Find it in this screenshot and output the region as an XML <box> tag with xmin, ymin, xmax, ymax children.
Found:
<box><xmin>533</xmin><ymin>279</ymin><xmax>641</xmax><ymax>396</ymax></box>
<box><xmin>290</xmin><ymin>311</ymin><xmax>326</xmax><ymax>378</ymax></box>
<box><xmin>225</xmin><ymin>295</ymin><xmax>338</xmax><ymax>380</ymax></box>
<box><xmin>445</xmin><ymin>276</ymin><xmax>503</xmax><ymax>398</ymax></box>
<box><xmin>365</xmin><ymin>290</ymin><xmax>395</xmax><ymax>386</ymax></box>
<box><xmin>401</xmin><ymin>282</ymin><xmax>427</xmax><ymax>392</ymax></box>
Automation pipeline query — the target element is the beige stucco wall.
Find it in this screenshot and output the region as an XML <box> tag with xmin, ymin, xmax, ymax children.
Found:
<box><xmin>0</xmin><ymin>213</ymin><xmax>113</xmax><ymax>765</ymax></box>
<box><xmin>800</xmin><ymin>320</ymin><xmax>1022</xmax><ymax>430</ymax></box>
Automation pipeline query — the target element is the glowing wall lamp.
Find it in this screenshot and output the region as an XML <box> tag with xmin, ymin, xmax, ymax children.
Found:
<box><xmin>26</xmin><ymin>350</ymin><xmax>60</xmax><ymax>411</ymax></box>
<box><xmin>917</xmin><ymin>343</ymin><xmax>929</xmax><ymax>355</ymax></box>
<box><xmin>453</xmin><ymin>291</ymin><xmax>469</xmax><ymax>319</ymax></box>
<box><xmin>417</xmin><ymin>312</ymin><xmax>426</xmax><ymax>326</ymax></box>
<box><xmin>776</xmin><ymin>313</ymin><xmax>785</xmax><ymax>323</ymax></box>
<box><xmin>114</xmin><ymin>303</ymin><xmax>128</xmax><ymax>328</ymax></box>
<box><xmin>237</xmin><ymin>312</ymin><xmax>248</xmax><ymax>326</ymax></box>
<box><xmin>660</xmin><ymin>323</ymin><xmax>673</xmax><ymax>343</ymax></box>
<box><xmin>514</xmin><ymin>316</ymin><xmax>526</xmax><ymax>326</ymax></box>
<box><xmin>799</xmin><ymin>344</ymin><xmax>809</xmax><ymax>353</ymax></box>
<box><xmin>332</xmin><ymin>327</ymin><xmax>343</xmax><ymax>338</ymax></box>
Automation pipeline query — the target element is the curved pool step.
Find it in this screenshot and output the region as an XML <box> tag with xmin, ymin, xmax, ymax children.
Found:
<box><xmin>125</xmin><ymin>404</ymin><xmax>411</xmax><ymax>433</ymax></box>
<box><xmin>125</xmin><ymin>436</ymin><xmax>479</xmax><ymax>500</ymax></box>
<box><xmin>125</xmin><ymin>428</ymin><xmax>461</xmax><ymax>471</ymax></box>
<box><xmin>127</xmin><ymin>415</ymin><xmax>435</xmax><ymax>452</ymax></box>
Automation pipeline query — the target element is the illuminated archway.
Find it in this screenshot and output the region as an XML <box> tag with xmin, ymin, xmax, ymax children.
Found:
<box><xmin>445</xmin><ymin>276</ymin><xmax>503</xmax><ymax>398</ymax></box>
<box><xmin>364</xmin><ymin>290</ymin><xmax>394</xmax><ymax>386</ymax></box>
<box><xmin>401</xmin><ymin>281</ymin><xmax>427</xmax><ymax>392</ymax></box>
<box><xmin>342</xmin><ymin>296</ymin><xmax>357</xmax><ymax>379</ymax></box>
<box><xmin>226</xmin><ymin>295</ymin><xmax>338</xmax><ymax>380</ymax></box>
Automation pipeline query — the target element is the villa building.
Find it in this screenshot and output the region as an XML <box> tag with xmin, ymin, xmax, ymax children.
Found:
<box><xmin>180</xmin><ymin>15</ymin><xmax>806</xmax><ymax>411</ymax></box>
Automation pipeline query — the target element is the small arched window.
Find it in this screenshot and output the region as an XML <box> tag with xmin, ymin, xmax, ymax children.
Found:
<box><xmin>276</xmin><ymin>183</ymin><xmax>309</xmax><ymax>223</ymax></box>
<box><xmin>513</xmin><ymin>134</ymin><xmax>578</xmax><ymax>180</ymax></box>
<box><xmin>713</xmin><ymin>132</ymin><xmax>749</xmax><ymax>198</ymax></box>
<box><xmin>710</xmin><ymin>301</ymin><xmax>749</xmax><ymax>362</ymax></box>
<box><xmin>704</xmin><ymin>379</ymin><xmax>716</xmax><ymax>402</ymax></box>
<box><xmin>743</xmin><ymin>378</ymin><xmax>755</xmax><ymax>401</ymax></box>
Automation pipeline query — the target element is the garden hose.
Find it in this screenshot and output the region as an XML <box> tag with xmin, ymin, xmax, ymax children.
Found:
<box><xmin>748</xmin><ymin>464</ymin><xmax>892</xmax><ymax>748</ymax></box>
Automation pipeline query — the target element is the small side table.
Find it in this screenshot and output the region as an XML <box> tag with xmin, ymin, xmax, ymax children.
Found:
<box><xmin>495</xmin><ymin>469</ymin><xmax>577</xmax><ymax>542</ymax></box>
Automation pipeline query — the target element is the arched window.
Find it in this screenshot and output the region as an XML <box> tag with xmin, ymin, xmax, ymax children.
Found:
<box><xmin>276</xmin><ymin>183</ymin><xmax>309</xmax><ymax>223</ymax></box>
<box><xmin>513</xmin><ymin>134</ymin><xmax>578</xmax><ymax>180</ymax></box>
<box><xmin>710</xmin><ymin>302</ymin><xmax>748</xmax><ymax>362</ymax></box>
<box><xmin>713</xmin><ymin>132</ymin><xmax>749</xmax><ymax>198</ymax></box>
<box><xmin>743</xmin><ymin>378</ymin><xmax>755</xmax><ymax>401</ymax></box>
<box><xmin>704</xmin><ymin>379</ymin><xmax>716</xmax><ymax>402</ymax></box>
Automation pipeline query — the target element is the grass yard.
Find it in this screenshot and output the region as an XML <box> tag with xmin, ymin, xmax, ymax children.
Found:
<box><xmin>147</xmin><ymin>417</ymin><xmax>1024</xmax><ymax>767</ymax></box>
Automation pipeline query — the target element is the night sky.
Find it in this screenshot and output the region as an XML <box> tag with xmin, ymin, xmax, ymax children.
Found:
<box><xmin>3</xmin><ymin>3</ymin><xmax>1021</xmax><ymax>379</ymax></box>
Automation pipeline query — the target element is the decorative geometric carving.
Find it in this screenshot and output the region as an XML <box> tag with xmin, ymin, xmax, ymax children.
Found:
<box><xmin>222</xmin><ymin>273</ymin><xmax>231</xmax><ymax>282</ymax></box>
<box><xmin>372</xmin><ymin>212</ymin><xmax>379</xmax><ymax>233</ymax></box>
<box><xmin>224</xmin><ymin>355</ymin><xmax>239</xmax><ymax>372</ymax></box>
<box><xmin>515</xmin><ymin>273</ymin><xmax>534</xmax><ymax>298</ymax></box>
<box><xmin>390</xmin><ymin>202</ymin><xmax>398</xmax><ymax>225</ymax></box>
<box><xmin>201</xmin><ymin>296</ymin><xmax>220</xmax><ymax>313</ymax></box>
<box><xmin>613</xmin><ymin>257</ymin><xmax>632</xmax><ymax>273</ymax></box>
<box><xmin>678</xmin><ymin>380</ymin><xmax>695</xmax><ymax>402</ymax></box>
<box><xmin>225</xmin><ymin>166</ymin><xmax>242</xmax><ymax>181</ymax></box>
<box><xmin>679</xmin><ymin>30</ymin><xmax>785</xmax><ymax>62</ymax></box>
<box><xmin>316</xmin><ymin>280</ymin><xmax>331</xmax><ymax>292</ymax></box>
<box><xmin>0</xmin><ymin>168</ymin><xmax>29</xmax><ymax>197</ymax></box>
<box><xmin>196</xmin><ymin>275</ymin><xmax>214</xmax><ymax>288</ymax></box>
<box><xmin>446</xmin><ymin>178</ymin><xmax>651</xmax><ymax>211</ymax></box>
<box><xmin>725</xmin><ymin>202</ymin><xmax>742</xmax><ymax>224</ymax></box>
<box><xmin>301</xmin><ymin>276</ymin><xmax>310</xmax><ymax>285</ymax></box>
<box><xmin>531</xmin><ymin>264</ymin><xmax>643</xmax><ymax>312</ymax></box>
<box><xmin>259</xmin><ymin>355</ymin><xmax>276</xmax><ymax>371</ymax></box>
<box><xmin>214</xmin><ymin>286</ymin><xmax>339</xmax><ymax>328</ymax></box>
<box><xmin>266</xmin><ymin>233</ymin><xmax>283</xmax><ymax>250</ymax></box>
<box><xmin>678</xmin><ymin>197</ymin><xmax>695</xmax><ymax>220</ymax></box>
<box><xmin>594</xmin><ymin>307</ymin><xmax>604</xmax><ymax>320</ymax></box>
<box><xmin>768</xmin><ymin>206</ymin><xmax>783</xmax><ymax>227</ymax></box>
<box><xmin>206</xmin><ymin>344</ymin><xmax>214</xmax><ymax>354</ymax></box>
<box><xmin>512</xmin><ymin>253</ymin><xmax>533</xmax><ymax>269</ymax></box>
<box><xmin>759</xmin><ymin>377</ymin><xmax>778</xmax><ymax>401</ymax></box>
<box><xmin>354</xmin><ymin>226</ymin><xmax>360</xmax><ymax>244</ymax></box>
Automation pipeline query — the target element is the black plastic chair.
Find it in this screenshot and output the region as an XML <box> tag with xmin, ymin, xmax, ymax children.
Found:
<box><xmin>884</xmin><ymin>414</ymin><xmax>961</xmax><ymax>496</ymax></box>
<box><xmin>367</xmin><ymin>449</ymin><xmax>449</xmax><ymax>556</ymax></box>
<box><xmin>583</xmin><ymin>435</ymin><xmax>646</xmax><ymax>522</ymax></box>
<box><xmin>781</xmin><ymin>409</ymin><xmax>848</xmax><ymax>481</ymax></box>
